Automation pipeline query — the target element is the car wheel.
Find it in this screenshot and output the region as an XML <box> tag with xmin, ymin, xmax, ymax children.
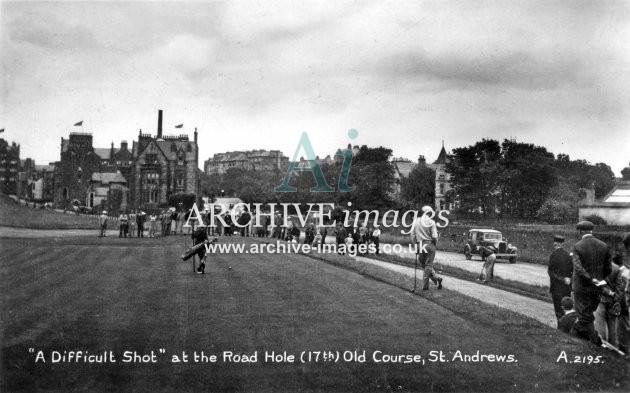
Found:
<box><xmin>509</xmin><ymin>257</ymin><xmax>516</xmax><ymax>264</ymax></box>
<box><xmin>464</xmin><ymin>247</ymin><xmax>472</xmax><ymax>260</ymax></box>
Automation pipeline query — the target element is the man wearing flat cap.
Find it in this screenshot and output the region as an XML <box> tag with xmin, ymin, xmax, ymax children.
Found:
<box><xmin>548</xmin><ymin>235</ymin><xmax>573</xmax><ymax>324</ymax></box>
<box><xmin>571</xmin><ymin>220</ymin><xmax>613</xmax><ymax>345</ymax></box>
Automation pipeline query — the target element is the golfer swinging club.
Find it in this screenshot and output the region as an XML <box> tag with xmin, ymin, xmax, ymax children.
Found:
<box><xmin>411</xmin><ymin>205</ymin><xmax>443</xmax><ymax>291</ymax></box>
<box><xmin>184</xmin><ymin>226</ymin><xmax>218</xmax><ymax>274</ymax></box>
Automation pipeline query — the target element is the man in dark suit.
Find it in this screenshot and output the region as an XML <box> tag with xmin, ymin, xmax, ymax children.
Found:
<box><xmin>548</xmin><ymin>235</ymin><xmax>573</xmax><ymax>323</ymax></box>
<box><xmin>571</xmin><ymin>221</ymin><xmax>613</xmax><ymax>345</ymax></box>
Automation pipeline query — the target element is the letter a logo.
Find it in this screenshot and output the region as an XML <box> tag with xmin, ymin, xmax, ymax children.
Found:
<box><xmin>275</xmin><ymin>132</ymin><xmax>334</xmax><ymax>192</ymax></box>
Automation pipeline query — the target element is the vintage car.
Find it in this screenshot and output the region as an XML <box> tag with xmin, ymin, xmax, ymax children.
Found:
<box><xmin>463</xmin><ymin>229</ymin><xmax>517</xmax><ymax>263</ymax></box>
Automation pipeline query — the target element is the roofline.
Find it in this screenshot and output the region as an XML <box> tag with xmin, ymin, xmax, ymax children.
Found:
<box><xmin>469</xmin><ymin>229</ymin><xmax>502</xmax><ymax>233</ymax></box>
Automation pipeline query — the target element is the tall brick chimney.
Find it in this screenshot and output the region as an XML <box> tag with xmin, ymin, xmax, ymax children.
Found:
<box><xmin>157</xmin><ymin>110</ymin><xmax>163</xmax><ymax>139</ymax></box>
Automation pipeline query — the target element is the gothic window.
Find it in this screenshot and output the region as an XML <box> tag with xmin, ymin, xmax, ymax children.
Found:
<box><xmin>177</xmin><ymin>151</ymin><xmax>185</xmax><ymax>166</ymax></box>
<box><xmin>143</xmin><ymin>172</ymin><xmax>160</xmax><ymax>203</ymax></box>
<box><xmin>176</xmin><ymin>172</ymin><xmax>184</xmax><ymax>188</ymax></box>
<box><xmin>186</xmin><ymin>144</ymin><xmax>192</xmax><ymax>153</ymax></box>
<box><xmin>171</xmin><ymin>143</ymin><xmax>177</xmax><ymax>152</ymax></box>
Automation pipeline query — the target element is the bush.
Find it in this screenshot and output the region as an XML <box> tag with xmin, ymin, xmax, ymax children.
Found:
<box><xmin>583</xmin><ymin>214</ymin><xmax>607</xmax><ymax>226</ymax></box>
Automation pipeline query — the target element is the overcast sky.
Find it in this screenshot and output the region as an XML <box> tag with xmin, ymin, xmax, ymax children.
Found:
<box><xmin>1</xmin><ymin>1</ymin><xmax>629</xmax><ymax>175</ymax></box>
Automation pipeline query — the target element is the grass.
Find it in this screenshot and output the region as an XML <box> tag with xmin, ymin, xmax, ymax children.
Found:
<box><xmin>0</xmin><ymin>196</ymin><xmax>100</xmax><ymax>229</ymax></box>
<box><xmin>2</xmin><ymin>235</ymin><xmax>628</xmax><ymax>392</ymax></box>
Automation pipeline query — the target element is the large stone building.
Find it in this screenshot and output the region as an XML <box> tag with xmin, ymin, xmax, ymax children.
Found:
<box><xmin>0</xmin><ymin>138</ymin><xmax>20</xmax><ymax>195</ymax></box>
<box><xmin>204</xmin><ymin>150</ymin><xmax>289</xmax><ymax>175</ymax></box>
<box><xmin>427</xmin><ymin>143</ymin><xmax>453</xmax><ymax>211</ymax></box>
<box><xmin>17</xmin><ymin>158</ymin><xmax>55</xmax><ymax>202</ymax></box>
<box><xmin>53</xmin><ymin>110</ymin><xmax>199</xmax><ymax>212</ymax></box>
<box><xmin>391</xmin><ymin>144</ymin><xmax>453</xmax><ymax>211</ymax></box>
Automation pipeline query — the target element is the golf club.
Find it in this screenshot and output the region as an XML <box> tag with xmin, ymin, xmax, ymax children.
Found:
<box><xmin>411</xmin><ymin>251</ymin><xmax>418</xmax><ymax>293</ymax></box>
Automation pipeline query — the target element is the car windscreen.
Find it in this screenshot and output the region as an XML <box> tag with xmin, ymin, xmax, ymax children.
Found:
<box><xmin>484</xmin><ymin>233</ymin><xmax>502</xmax><ymax>241</ymax></box>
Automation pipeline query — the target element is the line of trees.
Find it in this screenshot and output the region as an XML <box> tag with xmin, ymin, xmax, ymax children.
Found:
<box><xmin>199</xmin><ymin>139</ymin><xmax>620</xmax><ymax>222</ymax></box>
<box><xmin>199</xmin><ymin>146</ymin><xmax>422</xmax><ymax>212</ymax></box>
<box><xmin>445</xmin><ymin>139</ymin><xmax>616</xmax><ymax>222</ymax></box>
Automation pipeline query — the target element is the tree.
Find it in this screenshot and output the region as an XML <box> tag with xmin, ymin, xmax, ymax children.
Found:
<box><xmin>446</xmin><ymin>139</ymin><xmax>502</xmax><ymax>216</ymax></box>
<box><xmin>401</xmin><ymin>164</ymin><xmax>435</xmax><ymax>208</ymax></box>
<box><xmin>536</xmin><ymin>181</ymin><xmax>581</xmax><ymax>223</ymax></box>
<box><xmin>345</xmin><ymin>146</ymin><xmax>396</xmax><ymax>210</ymax></box>
<box><xmin>587</xmin><ymin>163</ymin><xmax>615</xmax><ymax>199</ymax></box>
<box><xmin>447</xmin><ymin>139</ymin><xmax>557</xmax><ymax>218</ymax></box>
<box><xmin>500</xmin><ymin>140</ymin><xmax>556</xmax><ymax>217</ymax></box>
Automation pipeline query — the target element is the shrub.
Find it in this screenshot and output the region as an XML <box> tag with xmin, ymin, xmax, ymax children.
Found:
<box><xmin>583</xmin><ymin>214</ymin><xmax>607</xmax><ymax>226</ymax></box>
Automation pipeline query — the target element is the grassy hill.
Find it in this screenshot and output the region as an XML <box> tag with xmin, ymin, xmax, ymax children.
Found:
<box><xmin>0</xmin><ymin>196</ymin><xmax>100</xmax><ymax>229</ymax></box>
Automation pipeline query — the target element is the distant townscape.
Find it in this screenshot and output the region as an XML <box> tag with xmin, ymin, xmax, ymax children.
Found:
<box><xmin>1</xmin><ymin>111</ymin><xmax>630</xmax><ymax>225</ymax></box>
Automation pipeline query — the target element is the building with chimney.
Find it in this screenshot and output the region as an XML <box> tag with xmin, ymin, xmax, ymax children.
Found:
<box><xmin>130</xmin><ymin>110</ymin><xmax>199</xmax><ymax>209</ymax></box>
<box><xmin>53</xmin><ymin>110</ymin><xmax>199</xmax><ymax>212</ymax></box>
<box><xmin>0</xmin><ymin>138</ymin><xmax>20</xmax><ymax>195</ymax></box>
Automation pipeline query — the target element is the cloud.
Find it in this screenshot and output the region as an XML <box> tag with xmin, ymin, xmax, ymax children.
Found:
<box><xmin>7</xmin><ymin>10</ymin><xmax>100</xmax><ymax>50</ymax></box>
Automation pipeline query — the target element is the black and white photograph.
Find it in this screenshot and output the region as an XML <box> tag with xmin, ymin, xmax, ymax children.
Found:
<box><xmin>1</xmin><ymin>1</ymin><xmax>629</xmax><ymax>392</ymax></box>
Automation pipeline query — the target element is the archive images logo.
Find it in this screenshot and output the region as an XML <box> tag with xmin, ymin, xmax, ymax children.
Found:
<box><xmin>274</xmin><ymin>129</ymin><xmax>358</xmax><ymax>193</ymax></box>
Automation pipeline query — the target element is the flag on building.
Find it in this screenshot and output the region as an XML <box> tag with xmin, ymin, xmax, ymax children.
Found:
<box><xmin>74</xmin><ymin>121</ymin><xmax>83</xmax><ymax>126</ymax></box>
<box><xmin>175</xmin><ymin>124</ymin><xmax>183</xmax><ymax>128</ymax></box>
<box><xmin>0</xmin><ymin>128</ymin><xmax>4</xmax><ymax>133</ymax></box>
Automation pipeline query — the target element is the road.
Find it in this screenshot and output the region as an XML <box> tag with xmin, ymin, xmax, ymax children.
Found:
<box><xmin>352</xmin><ymin>255</ymin><xmax>556</xmax><ymax>328</ymax></box>
<box><xmin>383</xmin><ymin>244</ymin><xmax>550</xmax><ymax>288</ymax></box>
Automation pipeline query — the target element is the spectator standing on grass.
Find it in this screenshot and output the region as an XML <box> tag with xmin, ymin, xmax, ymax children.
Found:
<box><xmin>411</xmin><ymin>205</ymin><xmax>443</xmax><ymax>290</ymax></box>
<box><xmin>128</xmin><ymin>210</ymin><xmax>137</xmax><ymax>238</ymax></box>
<box><xmin>372</xmin><ymin>225</ymin><xmax>381</xmax><ymax>255</ymax></box>
<box><xmin>239</xmin><ymin>208</ymin><xmax>251</xmax><ymax>237</ymax></box>
<box><xmin>558</xmin><ymin>296</ymin><xmax>579</xmax><ymax>335</ymax></box>
<box><xmin>344</xmin><ymin>232</ymin><xmax>354</xmax><ymax>255</ymax></box>
<box><xmin>548</xmin><ymin>235</ymin><xmax>573</xmax><ymax>324</ymax></box>
<box><xmin>158</xmin><ymin>211</ymin><xmax>166</xmax><ymax>236</ymax></box>
<box><xmin>262</xmin><ymin>213</ymin><xmax>269</xmax><ymax>237</ymax></box>
<box><xmin>305</xmin><ymin>224</ymin><xmax>315</xmax><ymax>245</ymax></box>
<box><xmin>176</xmin><ymin>210</ymin><xmax>184</xmax><ymax>235</ymax></box>
<box><xmin>136</xmin><ymin>211</ymin><xmax>145</xmax><ymax>238</ymax></box>
<box><xmin>98</xmin><ymin>210</ymin><xmax>108</xmax><ymax>237</ymax></box>
<box><xmin>571</xmin><ymin>220</ymin><xmax>613</xmax><ymax>346</ymax></box>
<box><xmin>164</xmin><ymin>210</ymin><xmax>172</xmax><ymax>236</ymax></box>
<box><xmin>312</xmin><ymin>228</ymin><xmax>322</xmax><ymax>247</ymax></box>
<box><xmin>118</xmin><ymin>211</ymin><xmax>129</xmax><ymax>238</ymax></box>
<box><xmin>273</xmin><ymin>212</ymin><xmax>282</xmax><ymax>239</ymax></box>
<box><xmin>319</xmin><ymin>225</ymin><xmax>328</xmax><ymax>246</ymax></box>
<box><xmin>149</xmin><ymin>213</ymin><xmax>158</xmax><ymax>238</ymax></box>
<box><xmin>171</xmin><ymin>210</ymin><xmax>179</xmax><ymax>235</ymax></box>
<box><xmin>336</xmin><ymin>224</ymin><xmax>347</xmax><ymax>254</ymax></box>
